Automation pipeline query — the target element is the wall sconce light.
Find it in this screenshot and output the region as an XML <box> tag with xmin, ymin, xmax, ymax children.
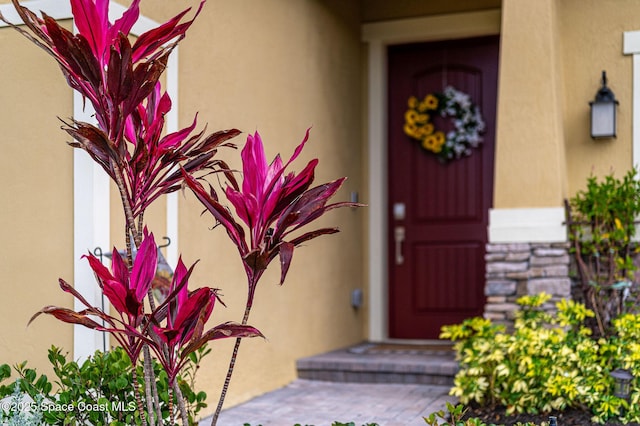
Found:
<box><xmin>590</xmin><ymin>70</ymin><xmax>619</xmax><ymax>139</ymax></box>
<box><xmin>610</xmin><ymin>368</ymin><xmax>633</xmax><ymax>399</ymax></box>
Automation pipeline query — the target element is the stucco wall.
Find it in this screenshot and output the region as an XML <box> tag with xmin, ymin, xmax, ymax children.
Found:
<box><xmin>168</xmin><ymin>0</ymin><xmax>365</xmax><ymax>410</ymax></box>
<box><xmin>494</xmin><ymin>0</ymin><xmax>638</xmax><ymax>209</ymax></box>
<box><xmin>558</xmin><ymin>0</ymin><xmax>637</xmax><ymax>196</ymax></box>
<box><xmin>7</xmin><ymin>0</ymin><xmax>638</xmax><ymax>418</ymax></box>
<box><xmin>494</xmin><ymin>0</ymin><xmax>568</xmax><ymax>208</ymax></box>
<box><xmin>0</xmin><ymin>20</ymin><xmax>74</xmax><ymax>385</ymax></box>
<box><xmin>0</xmin><ymin>0</ymin><xmax>364</xmax><ymax>419</ymax></box>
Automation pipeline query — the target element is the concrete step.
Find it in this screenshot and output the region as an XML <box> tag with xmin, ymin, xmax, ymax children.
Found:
<box><xmin>296</xmin><ymin>342</ymin><xmax>458</xmax><ymax>386</ymax></box>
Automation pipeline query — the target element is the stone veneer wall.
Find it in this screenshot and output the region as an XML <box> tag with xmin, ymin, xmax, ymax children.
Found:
<box><xmin>484</xmin><ymin>242</ymin><xmax>572</xmax><ymax>328</ymax></box>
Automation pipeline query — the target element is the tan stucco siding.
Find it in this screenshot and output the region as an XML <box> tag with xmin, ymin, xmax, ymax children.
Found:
<box><xmin>558</xmin><ymin>0</ymin><xmax>635</xmax><ymax>196</ymax></box>
<box><xmin>494</xmin><ymin>0</ymin><xmax>568</xmax><ymax>208</ymax></box>
<box><xmin>144</xmin><ymin>0</ymin><xmax>366</xmax><ymax>411</ymax></box>
<box><xmin>0</xmin><ymin>23</ymin><xmax>74</xmax><ymax>378</ymax></box>
<box><xmin>495</xmin><ymin>0</ymin><xmax>638</xmax><ymax>208</ymax></box>
<box><xmin>0</xmin><ymin>0</ymin><xmax>364</xmax><ymax>418</ymax></box>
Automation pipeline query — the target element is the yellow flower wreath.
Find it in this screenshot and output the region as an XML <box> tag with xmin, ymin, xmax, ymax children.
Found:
<box><xmin>403</xmin><ymin>87</ymin><xmax>485</xmax><ymax>163</ymax></box>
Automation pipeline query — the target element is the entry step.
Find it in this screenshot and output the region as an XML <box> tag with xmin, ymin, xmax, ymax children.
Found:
<box><xmin>296</xmin><ymin>342</ymin><xmax>458</xmax><ymax>385</ymax></box>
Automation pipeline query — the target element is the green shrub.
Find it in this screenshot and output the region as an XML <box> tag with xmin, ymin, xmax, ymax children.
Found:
<box><xmin>440</xmin><ymin>293</ymin><xmax>640</xmax><ymax>424</ymax></box>
<box><xmin>567</xmin><ymin>168</ymin><xmax>640</xmax><ymax>336</ymax></box>
<box><xmin>423</xmin><ymin>402</ymin><xmax>541</xmax><ymax>426</ymax></box>
<box><xmin>0</xmin><ymin>345</ymin><xmax>209</xmax><ymax>425</ymax></box>
<box><xmin>0</xmin><ymin>380</ymin><xmax>44</xmax><ymax>425</ymax></box>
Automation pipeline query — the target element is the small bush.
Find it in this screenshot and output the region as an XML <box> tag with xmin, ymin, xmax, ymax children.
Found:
<box><xmin>441</xmin><ymin>293</ymin><xmax>640</xmax><ymax>424</ymax></box>
<box><xmin>567</xmin><ymin>169</ymin><xmax>640</xmax><ymax>336</ymax></box>
<box><xmin>0</xmin><ymin>345</ymin><xmax>209</xmax><ymax>426</ymax></box>
<box><xmin>424</xmin><ymin>402</ymin><xmax>542</xmax><ymax>426</ymax></box>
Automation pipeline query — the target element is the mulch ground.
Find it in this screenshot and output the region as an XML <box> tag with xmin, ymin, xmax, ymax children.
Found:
<box><xmin>461</xmin><ymin>404</ymin><xmax>634</xmax><ymax>425</ymax></box>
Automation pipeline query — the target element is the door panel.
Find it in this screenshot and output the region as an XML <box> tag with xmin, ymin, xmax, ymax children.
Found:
<box><xmin>388</xmin><ymin>36</ymin><xmax>499</xmax><ymax>339</ymax></box>
<box><xmin>414</xmin><ymin>147</ymin><xmax>482</xmax><ymax>222</ymax></box>
<box><xmin>413</xmin><ymin>243</ymin><xmax>482</xmax><ymax>311</ymax></box>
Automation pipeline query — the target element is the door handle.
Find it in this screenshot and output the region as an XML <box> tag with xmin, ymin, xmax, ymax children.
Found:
<box><xmin>394</xmin><ymin>226</ymin><xmax>405</xmax><ymax>265</ymax></box>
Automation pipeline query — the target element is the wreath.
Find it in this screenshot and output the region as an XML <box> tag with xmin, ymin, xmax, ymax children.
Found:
<box><xmin>403</xmin><ymin>86</ymin><xmax>485</xmax><ymax>163</ymax></box>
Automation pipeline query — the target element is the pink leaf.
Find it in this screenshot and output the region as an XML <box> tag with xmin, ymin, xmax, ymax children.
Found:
<box><xmin>110</xmin><ymin>248</ymin><xmax>129</xmax><ymax>285</ymax></box>
<box><xmin>85</xmin><ymin>252</ymin><xmax>115</xmax><ymax>285</ymax></box>
<box><xmin>278</xmin><ymin>241</ymin><xmax>294</xmax><ymax>285</ymax></box>
<box><xmin>111</xmin><ymin>0</ymin><xmax>140</xmax><ymax>39</ymax></box>
<box><xmin>29</xmin><ymin>306</ymin><xmax>103</xmax><ymax>329</ymax></box>
<box><xmin>183</xmin><ymin>170</ymin><xmax>248</xmax><ymax>254</ymax></box>
<box><xmin>70</xmin><ymin>0</ymin><xmax>105</xmax><ymax>61</ymax></box>
<box><xmin>58</xmin><ymin>279</ymin><xmax>96</xmax><ymax>311</ymax></box>
<box><xmin>241</xmin><ymin>132</ymin><xmax>268</xmax><ymax>198</ymax></box>
<box><xmin>130</xmin><ymin>232</ymin><xmax>158</xmax><ymax>302</ymax></box>
<box><xmin>131</xmin><ymin>1</ymin><xmax>205</xmax><ymax>62</ymax></box>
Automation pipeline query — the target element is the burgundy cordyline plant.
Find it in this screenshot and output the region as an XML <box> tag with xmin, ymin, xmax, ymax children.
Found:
<box><xmin>184</xmin><ymin>130</ymin><xmax>363</xmax><ymax>425</ymax></box>
<box><xmin>3</xmin><ymin>0</ymin><xmax>362</xmax><ymax>423</ymax></box>
<box><xmin>30</xmin><ymin>231</ymin><xmax>261</xmax><ymax>425</ymax></box>
<box><xmin>0</xmin><ymin>0</ymin><xmax>240</xmax><ymax>248</ymax></box>
<box><xmin>0</xmin><ymin>0</ymin><xmax>262</xmax><ymax>425</ymax></box>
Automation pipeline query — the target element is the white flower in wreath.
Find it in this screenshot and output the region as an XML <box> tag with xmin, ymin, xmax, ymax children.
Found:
<box><xmin>403</xmin><ymin>85</ymin><xmax>486</xmax><ymax>162</ymax></box>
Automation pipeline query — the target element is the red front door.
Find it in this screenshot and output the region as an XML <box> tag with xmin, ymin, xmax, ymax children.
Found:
<box><xmin>387</xmin><ymin>36</ymin><xmax>499</xmax><ymax>339</ymax></box>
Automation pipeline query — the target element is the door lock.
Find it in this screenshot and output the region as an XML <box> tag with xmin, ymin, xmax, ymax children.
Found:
<box><xmin>393</xmin><ymin>202</ymin><xmax>406</xmax><ymax>221</ymax></box>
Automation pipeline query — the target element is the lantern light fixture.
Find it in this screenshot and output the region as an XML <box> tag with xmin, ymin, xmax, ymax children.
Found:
<box><xmin>610</xmin><ymin>368</ymin><xmax>633</xmax><ymax>400</ymax></box>
<box><xmin>590</xmin><ymin>70</ymin><xmax>619</xmax><ymax>139</ymax></box>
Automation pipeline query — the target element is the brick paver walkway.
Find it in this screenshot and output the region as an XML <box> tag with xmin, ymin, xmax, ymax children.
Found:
<box><xmin>199</xmin><ymin>379</ymin><xmax>456</xmax><ymax>426</ymax></box>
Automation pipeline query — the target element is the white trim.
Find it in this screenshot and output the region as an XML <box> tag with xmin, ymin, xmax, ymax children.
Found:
<box><xmin>73</xmin><ymin>92</ymin><xmax>111</xmax><ymax>358</ymax></box>
<box><xmin>488</xmin><ymin>208</ymin><xmax>567</xmax><ymax>243</ymax></box>
<box><xmin>70</xmin><ymin>21</ymin><xmax>108</xmax><ymax>361</ymax></box>
<box><xmin>623</xmin><ymin>31</ymin><xmax>640</xmax><ymax>55</ymax></box>
<box><xmin>0</xmin><ymin>1</ymin><xmax>71</xmax><ymax>25</ymax></box>
<box><xmin>165</xmin><ymin>50</ymin><xmax>179</xmax><ymax>268</ymax></box>
<box><xmin>624</xmin><ymin>31</ymin><xmax>640</xmax><ymax>168</ymax></box>
<box><xmin>362</xmin><ymin>10</ymin><xmax>501</xmax><ymax>342</ymax></box>
<box><xmin>633</xmin><ymin>54</ymin><xmax>640</xmax><ymax>169</ymax></box>
<box><xmin>0</xmin><ymin>0</ymin><xmax>179</xmax><ymax>359</ymax></box>
<box><xmin>366</xmin><ymin>39</ymin><xmax>388</xmax><ymax>342</ymax></box>
<box><xmin>363</xmin><ymin>10</ymin><xmax>502</xmax><ymax>45</ymax></box>
<box><xmin>0</xmin><ymin>1</ymin><xmax>161</xmax><ymax>31</ymax></box>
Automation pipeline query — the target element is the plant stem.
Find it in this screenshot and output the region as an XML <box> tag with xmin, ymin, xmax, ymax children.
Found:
<box><xmin>143</xmin><ymin>346</ymin><xmax>162</xmax><ymax>426</ymax></box>
<box><xmin>591</xmin><ymin>290</ymin><xmax>605</xmax><ymax>337</ymax></box>
<box><xmin>131</xmin><ymin>363</ymin><xmax>149</xmax><ymax>426</ymax></box>
<box><xmin>112</xmin><ymin>162</ymin><xmax>140</xmax><ymax>248</ymax></box>
<box><xmin>112</xmin><ymin>164</ymin><xmax>165</xmax><ymax>425</ymax></box>
<box><xmin>210</xmin><ymin>304</ymin><xmax>252</xmax><ymax>426</ymax></box>
<box><xmin>168</xmin><ymin>384</ymin><xmax>175</xmax><ymax>426</ymax></box>
<box><xmin>113</xmin><ymin>161</ymin><xmax>189</xmax><ymax>425</ymax></box>
<box><xmin>173</xmin><ymin>381</ymin><xmax>189</xmax><ymax>426</ymax></box>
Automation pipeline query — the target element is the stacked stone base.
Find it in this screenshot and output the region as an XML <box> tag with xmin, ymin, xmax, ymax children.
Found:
<box><xmin>484</xmin><ymin>242</ymin><xmax>571</xmax><ymax>329</ymax></box>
